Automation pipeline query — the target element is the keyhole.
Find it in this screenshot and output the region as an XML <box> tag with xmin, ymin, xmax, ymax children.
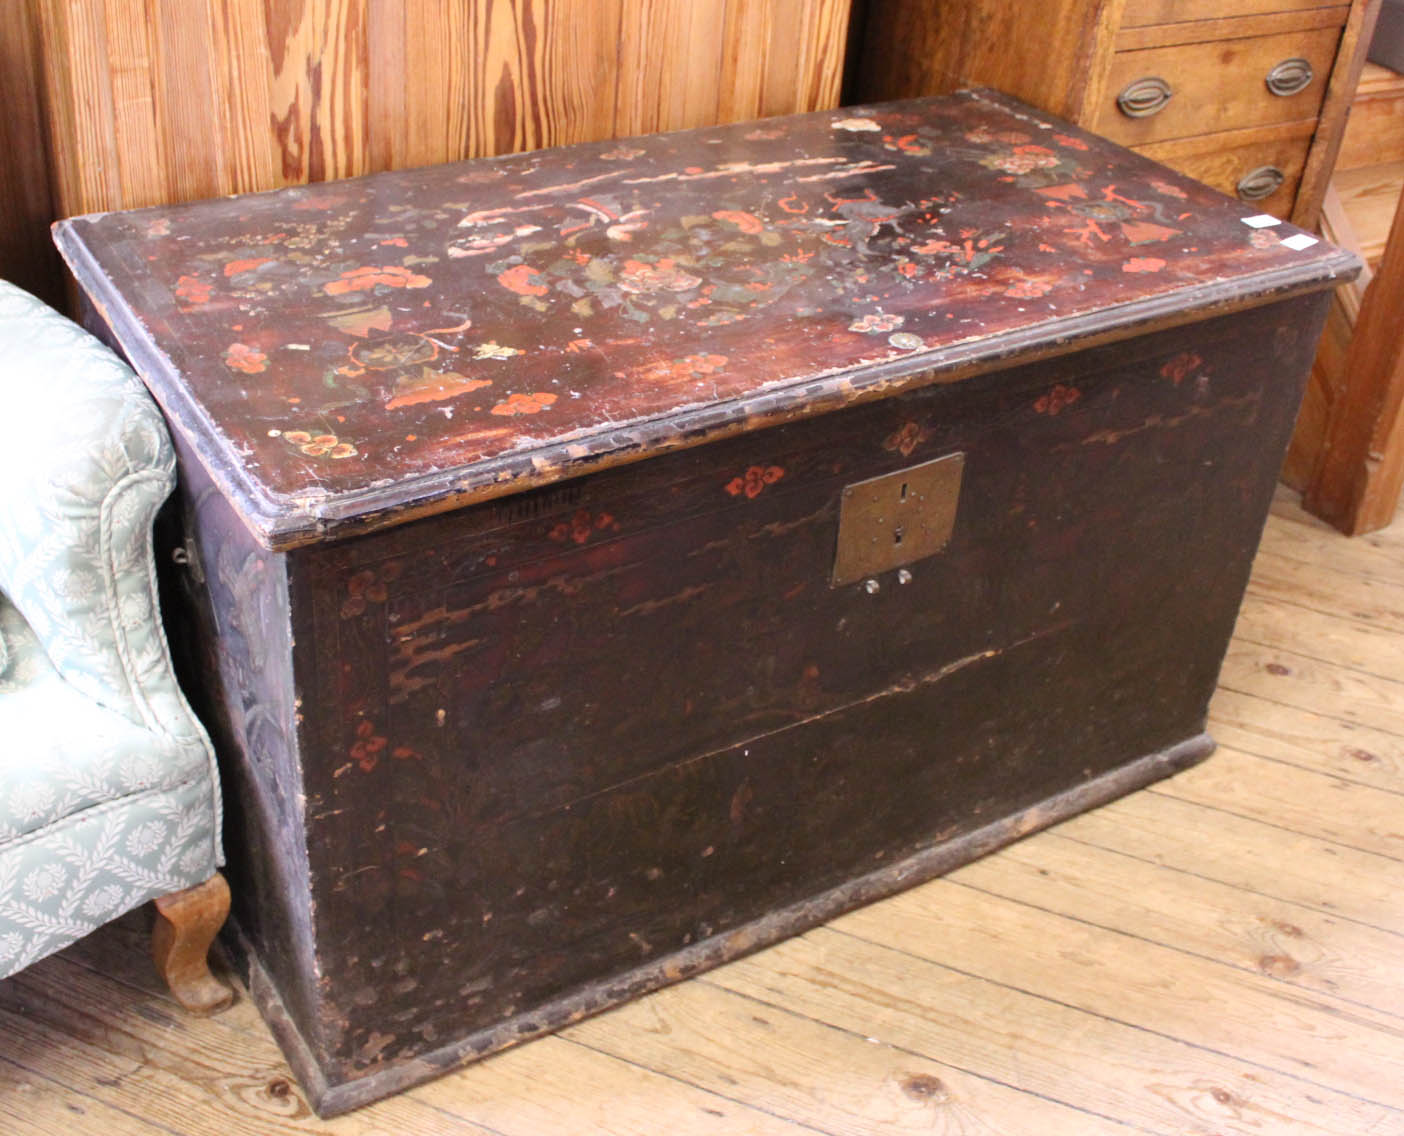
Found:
<box><xmin>894</xmin><ymin>526</ymin><xmax>904</xmax><ymax>546</ymax></box>
<box><xmin>900</xmin><ymin>482</ymin><xmax>909</xmax><ymax>501</ymax></box>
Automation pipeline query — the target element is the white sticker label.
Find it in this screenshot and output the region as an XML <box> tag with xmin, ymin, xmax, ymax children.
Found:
<box><xmin>1241</xmin><ymin>214</ymin><xmax>1282</xmax><ymax>228</ymax></box>
<box><xmin>1281</xmin><ymin>233</ymin><xmax>1320</xmax><ymax>251</ymax></box>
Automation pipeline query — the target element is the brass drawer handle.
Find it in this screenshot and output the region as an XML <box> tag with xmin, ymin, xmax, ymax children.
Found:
<box><xmin>1237</xmin><ymin>165</ymin><xmax>1286</xmax><ymax>201</ymax></box>
<box><xmin>1117</xmin><ymin>76</ymin><xmax>1173</xmax><ymax>118</ymax></box>
<box><xmin>1266</xmin><ymin>57</ymin><xmax>1314</xmax><ymax>97</ymax></box>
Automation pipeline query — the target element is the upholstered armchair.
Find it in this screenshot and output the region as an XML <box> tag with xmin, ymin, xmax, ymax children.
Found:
<box><xmin>0</xmin><ymin>279</ymin><xmax>230</xmax><ymax>1012</ymax></box>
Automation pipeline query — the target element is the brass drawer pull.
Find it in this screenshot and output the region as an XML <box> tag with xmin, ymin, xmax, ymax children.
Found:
<box><xmin>1265</xmin><ymin>58</ymin><xmax>1314</xmax><ymax>97</ymax></box>
<box><xmin>1116</xmin><ymin>76</ymin><xmax>1173</xmax><ymax>118</ymax></box>
<box><xmin>1237</xmin><ymin>165</ymin><xmax>1286</xmax><ymax>201</ymax></box>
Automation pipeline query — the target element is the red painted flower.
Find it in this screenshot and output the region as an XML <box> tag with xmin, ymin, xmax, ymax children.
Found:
<box><xmin>1122</xmin><ymin>256</ymin><xmax>1167</xmax><ymax>274</ymax></box>
<box><xmin>1053</xmin><ymin>133</ymin><xmax>1089</xmax><ymax>151</ymax></box>
<box><xmin>884</xmin><ymin>422</ymin><xmax>929</xmax><ymax>457</ymax></box>
<box><xmin>490</xmin><ymin>391</ymin><xmax>557</xmax><ymax>416</ymax></box>
<box><xmin>324</xmin><ymin>265</ymin><xmax>431</xmax><ymax>295</ymax></box>
<box><xmin>341</xmin><ymin>562</ymin><xmax>402</xmax><ymax>618</ymax></box>
<box><xmin>174</xmin><ymin>275</ymin><xmax>211</xmax><ymax>307</ymax></box>
<box><xmin>1035</xmin><ymin>384</ymin><xmax>1082</xmax><ymax>416</ymax></box>
<box><xmin>549</xmin><ymin>509</ymin><xmax>620</xmax><ymax>545</ymax></box>
<box><xmin>726</xmin><ymin>465</ymin><xmax>785</xmax><ymax>499</ymax></box>
<box><xmin>224</xmin><ymin>257</ymin><xmax>273</xmax><ymax>277</ymax></box>
<box><xmin>712</xmin><ymin>210</ymin><xmax>765</xmax><ymax>234</ymax></box>
<box><xmin>281</xmin><ymin>429</ymin><xmax>357</xmax><ymax>458</ymax></box>
<box><xmin>849</xmin><ymin>312</ymin><xmax>904</xmax><ymax>334</ymax></box>
<box><xmin>1160</xmin><ymin>351</ymin><xmax>1204</xmax><ymax>386</ymax></box>
<box><xmin>1004</xmin><ymin>278</ymin><xmax>1053</xmax><ymax>299</ymax></box>
<box><xmin>350</xmin><ymin>720</ymin><xmax>387</xmax><ymax>773</ymax></box>
<box><xmin>496</xmin><ymin>264</ymin><xmax>550</xmax><ymax>297</ymax></box>
<box><xmin>618</xmin><ymin>258</ymin><xmax>702</xmax><ymax>294</ymax></box>
<box><xmin>223</xmin><ymin>342</ymin><xmax>267</xmax><ymax>374</ymax></box>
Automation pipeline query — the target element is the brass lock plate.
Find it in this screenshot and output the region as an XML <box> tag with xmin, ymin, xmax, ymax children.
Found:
<box><xmin>832</xmin><ymin>453</ymin><xmax>964</xmax><ymax>586</ymax></box>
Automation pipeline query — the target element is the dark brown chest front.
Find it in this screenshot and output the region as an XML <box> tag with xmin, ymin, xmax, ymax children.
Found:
<box><xmin>54</xmin><ymin>90</ymin><xmax>1356</xmax><ymax>1115</ymax></box>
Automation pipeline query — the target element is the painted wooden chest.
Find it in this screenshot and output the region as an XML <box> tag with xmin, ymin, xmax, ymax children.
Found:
<box><xmin>54</xmin><ymin>90</ymin><xmax>1356</xmax><ymax>1115</ymax></box>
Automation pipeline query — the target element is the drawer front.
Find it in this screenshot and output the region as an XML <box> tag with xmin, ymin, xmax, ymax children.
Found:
<box><xmin>1096</xmin><ymin>27</ymin><xmax>1339</xmax><ymax>145</ymax></box>
<box><xmin>1137</xmin><ymin>131</ymin><xmax>1312</xmax><ymax>217</ymax></box>
<box><xmin>1123</xmin><ymin>0</ymin><xmax>1349</xmax><ymax>26</ymax></box>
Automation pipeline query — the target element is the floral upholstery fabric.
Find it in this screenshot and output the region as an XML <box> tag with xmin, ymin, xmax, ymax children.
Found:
<box><xmin>0</xmin><ymin>280</ymin><xmax>222</xmax><ymax>980</ymax></box>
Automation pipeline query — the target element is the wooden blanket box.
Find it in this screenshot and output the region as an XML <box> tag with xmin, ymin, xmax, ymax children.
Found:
<box><xmin>55</xmin><ymin>90</ymin><xmax>1356</xmax><ymax>1115</ymax></box>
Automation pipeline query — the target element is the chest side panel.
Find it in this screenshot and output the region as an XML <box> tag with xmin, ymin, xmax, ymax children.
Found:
<box><xmin>164</xmin><ymin>444</ymin><xmax>324</xmax><ymax>1045</ymax></box>
<box><xmin>288</xmin><ymin>292</ymin><xmax>1327</xmax><ymax>1078</ymax></box>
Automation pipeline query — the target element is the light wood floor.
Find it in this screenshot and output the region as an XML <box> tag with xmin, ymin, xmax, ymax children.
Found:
<box><xmin>3</xmin><ymin>487</ymin><xmax>1403</xmax><ymax>1135</ymax></box>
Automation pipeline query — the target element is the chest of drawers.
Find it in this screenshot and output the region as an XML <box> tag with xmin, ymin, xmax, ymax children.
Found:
<box><xmin>55</xmin><ymin>90</ymin><xmax>1355</xmax><ymax>1114</ymax></box>
<box><xmin>855</xmin><ymin>0</ymin><xmax>1379</xmax><ymax>226</ymax></box>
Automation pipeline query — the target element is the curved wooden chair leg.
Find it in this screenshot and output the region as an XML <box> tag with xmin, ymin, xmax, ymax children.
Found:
<box><xmin>152</xmin><ymin>871</ymin><xmax>234</xmax><ymax>1015</ymax></box>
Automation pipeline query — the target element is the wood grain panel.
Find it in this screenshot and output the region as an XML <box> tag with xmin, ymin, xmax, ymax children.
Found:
<box><xmin>613</xmin><ymin>0</ymin><xmax>726</xmax><ymax>134</ymax></box>
<box><xmin>35</xmin><ymin>0</ymin><xmax>123</xmax><ymax>216</ymax></box>
<box><xmin>1123</xmin><ymin>0</ymin><xmax>1352</xmax><ymax>24</ymax></box>
<box><xmin>1336</xmin><ymin>62</ymin><xmax>1404</xmax><ymax>170</ymax></box>
<box><xmin>719</xmin><ymin>0</ymin><xmax>851</xmax><ymax>122</ymax></box>
<box><xmin>34</xmin><ymin>0</ymin><xmax>850</xmax><ymax>222</ymax></box>
<box><xmin>0</xmin><ymin>0</ymin><xmax>62</xmax><ymax>304</ymax></box>
<box><xmin>854</xmin><ymin>0</ymin><xmax>1125</xmax><ymax>122</ymax></box>
<box><xmin>1114</xmin><ymin>5</ymin><xmax>1349</xmax><ymax>50</ymax></box>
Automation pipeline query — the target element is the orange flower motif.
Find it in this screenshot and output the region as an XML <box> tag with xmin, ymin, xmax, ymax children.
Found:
<box><xmin>490</xmin><ymin>391</ymin><xmax>557</xmax><ymax>416</ymax></box>
<box><xmin>1160</xmin><ymin>352</ymin><xmax>1204</xmax><ymax>386</ymax></box>
<box><xmin>884</xmin><ymin>422</ymin><xmax>929</xmax><ymax>458</ymax></box>
<box><xmin>712</xmin><ymin>210</ymin><xmax>765</xmax><ymax>234</ymax></box>
<box><xmin>223</xmin><ymin>342</ymin><xmax>268</xmax><ymax>374</ymax></box>
<box><xmin>725</xmin><ymin>465</ymin><xmax>785</xmax><ymax>499</ymax></box>
<box><xmin>341</xmin><ymin>562</ymin><xmax>402</xmax><ymax>618</ymax></box>
<box><xmin>496</xmin><ymin>264</ymin><xmax>549</xmax><ymax>297</ymax></box>
<box><xmin>350</xmin><ymin>720</ymin><xmax>387</xmax><ymax>773</ymax></box>
<box><xmin>618</xmin><ymin>258</ymin><xmax>701</xmax><ymax>294</ymax></box>
<box><xmin>224</xmin><ymin>257</ymin><xmax>273</xmax><ymax>277</ymax></box>
<box><xmin>1034</xmin><ymin>384</ymin><xmax>1081</xmax><ymax>416</ymax></box>
<box><xmin>324</xmin><ymin>265</ymin><xmax>431</xmax><ymax>295</ymax></box>
<box><xmin>633</xmin><ymin>353</ymin><xmax>729</xmax><ymax>385</ymax></box>
<box><xmin>1004</xmin><ymin>278</ymin><xmax>1053</xmax><ymax>299</ymax></box>
<box><xmin>549</xmin><ymin>509</ymin><xmax>620</xmax><ymax>545</ymax></box>
<box><xmin>1122</xmin><ymin>257</ymin><xmax>1166</xmax><ymax>274</ymax></box>
<box><xmin>281</xmin><ymin>429</ymin><xmax>358</xmax><ymax>458</ymax></box>
<box><xmin>174</xmin><ymin>275</ymin><xmax>211</xmax><ymax>307</ymax></box>
<box><xmin>1053</xmin><ymin>133</ymin><xmax>1089</xmax><ymax>151</ymax></box>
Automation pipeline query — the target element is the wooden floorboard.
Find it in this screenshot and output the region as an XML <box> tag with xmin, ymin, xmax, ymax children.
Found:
<box><xmin>4</xmin><ymin>491</ymin><xmax>1404</xmax><ymax>1135</ymax></box>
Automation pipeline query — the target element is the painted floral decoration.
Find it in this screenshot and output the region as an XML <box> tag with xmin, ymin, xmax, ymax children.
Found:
<box><xmin>884</xmin><ymin>422</ymin><xmax>929</xmax><ymax>458</ymax></box>
<box><xmin>850</xmin><ymin>313</ymin><xmax>904</xmax><ymax>334</ymax></box>
<box><xmin>224</xmin><ymin>342</ymin><xmax>268</xmax><ymax>374</ymax></box>
<box><xmin>726</xmin><ymin>465</ymin><xmax>785</xmax><ymax>499</ymax></box>
<box><xmin>324</xmin><ymin>265</ymin><xmax>432</xmax><ymax>295</ymax></box>
<box><xmin>1035</xmin><ymin>384</ymin><xmax>1082</xmax><ymax>416</ymax></box>
<box><xmin>280</xmin><ymin>429</ymin><xmax>358</xmax><ymax>458</ymax></box>
<box><xmin>490</xmin><ymin>392</ymin><xmax>557</xmax><ymax>416</ymax></box>
<box><xmin>1160</xmin><ymin>352</ymin><xmax>1205</xmax><ymax>385</ymax></box>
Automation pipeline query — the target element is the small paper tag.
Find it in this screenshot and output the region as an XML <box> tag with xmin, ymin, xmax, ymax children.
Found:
<box><xmin>1241</xmin><ymin>214</ymin><xmax>1282</xmax><ymax>228</ymax></box>
<box><xmin>1281</xmin><ymin>233</ymin><xmax>1320</xmax><ymax>251</ymax></box>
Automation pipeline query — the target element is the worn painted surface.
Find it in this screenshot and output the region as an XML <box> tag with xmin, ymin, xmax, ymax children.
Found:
<box><xmin>59</xmin><ymin>90</ymin><xmax>1353</xmax><ymax>1114</ymax></box>
<box><xmin>57</xmin><ymin>89</ymin><xmax>1351</xmax><ymax>549</ymax></box>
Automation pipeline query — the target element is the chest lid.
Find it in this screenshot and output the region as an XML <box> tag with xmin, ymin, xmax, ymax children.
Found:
<box><xmin>55</xmin><ymin>89</ymin><xmax>1356</xmax><ymax>551</ymax></box>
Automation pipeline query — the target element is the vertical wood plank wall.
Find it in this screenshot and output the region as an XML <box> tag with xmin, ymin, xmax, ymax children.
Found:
<box><xmin>1</xmin><ymin>0</ymin><xmax>852</xmax><ymax>300</ymax></box>
<box><xmin>0</xmin><ymin>2</ymin><xmax>63</xmax><ymax>306</ymax></box>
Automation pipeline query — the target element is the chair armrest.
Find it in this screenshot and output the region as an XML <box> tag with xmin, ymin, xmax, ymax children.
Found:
<box><xmin>0</xmin><ymin>280</ymin><xmax>201</xmax><ymax>741</ymax></box>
